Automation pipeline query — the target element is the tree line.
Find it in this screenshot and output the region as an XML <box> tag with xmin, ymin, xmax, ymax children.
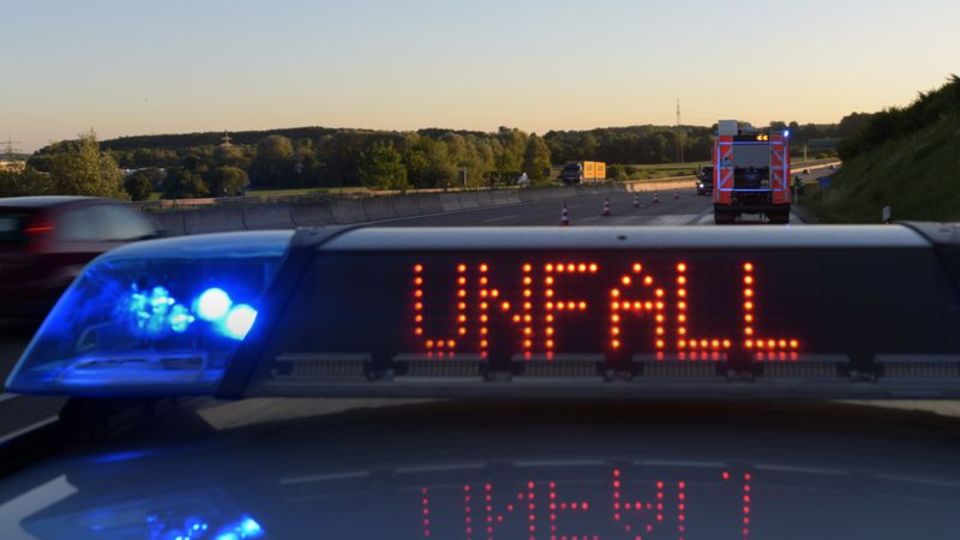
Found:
<box><xmin>97</xmin><ymin>128</ymin><xmax>555</xmax><ymax>197</ymax></box>
<box><xmin>94</xmin><ymin>122</ymin><xmax>844</xmax><ymax>199</ymax></box>
<box><xmin>2</xmin><ymin>118</ymin><xmax>855</xmax><ymax>201</ymax></box>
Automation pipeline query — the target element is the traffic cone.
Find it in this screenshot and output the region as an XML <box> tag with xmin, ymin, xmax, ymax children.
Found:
<box><xmin>632</xmin><ymin>194</ymin><xmax>640</xmax><ymax>208</ymax></box>
<box><xmin>602</xmin><ymin>198</ymin><xmax>612</xmax><ymax>217</ymax></box>
<box><xmin>560</xmin><ymin>203</ymin><xmax>571</xmax><ymax>226</ymax></box>
<box><xmin>673</xmin><ymin>191</ymin><xmax>680</xmax><ymax>200</ymax></box>
<box><xmin>653</xmin><ymin>192</ymin><xmax>660</xmax><ymax>204</ymax></box>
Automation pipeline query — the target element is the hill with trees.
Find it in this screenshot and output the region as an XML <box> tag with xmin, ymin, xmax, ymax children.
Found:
<box><xmin>807</xmin><ymin>76</ymin><xmax>960</xmax><ymax>222</ymax></box>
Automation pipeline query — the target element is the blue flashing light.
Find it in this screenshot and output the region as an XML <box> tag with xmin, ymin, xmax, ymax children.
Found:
<box><xmin>239</xmin><ymin>517</ymin><xmax>262</xmax><ymax>536</ymax></box>
<box><xmin>128</xmin><ymin>286</ymin><xmax>181</xmax><ymax>336</ymax></box>
<box><xmin>151</xmin><ymin>286</ymin><xmax>174</xmax><ymax>309</ymax></box>
<box><xmin>222</xmin><ymin>304</ymin><xmax>257</xmax><ymax>340</ymax></box>
<box><xmin>216</xmin><ymin>515</ymin><xmax>264</xmax><ymax>540</ymax></box>
<box><xmin>169</xmin><ymin>304</ymin><xmax>195</xmax><ymax>333</ymax></box>
<box><xmin>196</xmin><ymin>287</ymin><xmax>232</xmax><ymax>322</ymax></box>
<box><xmin>784</xmin><ymin>129</ymin><xmax>791</xmax><ymax>138</ymax></box>
<box><xmin>128</xmin><ymin>286</ymin><xmax>196</xmax><ymax>336</ymax></box>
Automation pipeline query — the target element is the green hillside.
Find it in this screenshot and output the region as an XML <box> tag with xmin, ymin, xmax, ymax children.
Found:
<box><xmin>804</xmin><ymin>76</ymin><xmax>960</xmax><ymax>222</ymax></box>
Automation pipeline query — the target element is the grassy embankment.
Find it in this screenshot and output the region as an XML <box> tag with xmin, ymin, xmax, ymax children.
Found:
<box><xmin>802</xmin><ymin>112</ymin><xmax>960</xmax><ymax>223</ymax></box>
<box><xmin>801</xmin><ymin>76</ymin><xmax>960</xmax><ymax>223</ymax></box>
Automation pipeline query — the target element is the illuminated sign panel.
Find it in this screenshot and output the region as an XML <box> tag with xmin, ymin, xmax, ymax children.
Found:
<box><xmin>258</xmin><ymin>245</ymin><xmax>954</xmax><ymax>377</ymax></box>
<box><xmin>409</xmin><ymin>259</ymin><xmax>799</xmax><ymax>357</ymax></box>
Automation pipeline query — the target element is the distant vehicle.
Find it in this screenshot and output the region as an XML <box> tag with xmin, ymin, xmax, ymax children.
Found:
<box><xmin>712</xmin><ymin>120</ymin><xmax>791</xmax><ymax>224</ymax></box>
<box><xmin>696</xmin><ymin>166</ymin><xmax>714</xmax><ymax>195</ymax></box>
<box><xmin>0</xmin><ymin>196</ymin><xmax>157</xmax><ymax>317</ymax></box>
<box><xmin>560</xmin><ymin>161</ymin><xmax>606</xmax><ymax>185</ymax></box>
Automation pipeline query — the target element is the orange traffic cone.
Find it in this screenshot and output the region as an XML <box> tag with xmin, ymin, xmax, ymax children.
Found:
<box><xmin>602</xmin><ymin>198</ymin><xmax>612</xmax><ymax>217</ymax></box>
<box><xmin>633</xmin><ymin>194</ymin><xmax>640</xmax><ymax>208</ymax></box>
<box><xmin>653</xmin><ymin>192</ymin><xmax>660</xmax><ymax>204</ymax></box>
<box><xmin>560</xmin><ymin>203</ymin><xmax>571</xmax><ymax>226</ymax></box>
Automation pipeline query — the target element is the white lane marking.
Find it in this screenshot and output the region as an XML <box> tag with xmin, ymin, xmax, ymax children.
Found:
<box><xmin>0</xmin><ymin>416</ymin><xmax>58</xmax><ymax>447</ymax></box>
<box><xmin>0</xmin><ymin>474</ymin><xmax>77</xmax><ymax>540</ymax></box>
<box><xmin>573</xmin><ymin>215</ymin><xmax>605</xmax><ymax>224</ymax></box>
<box><xmin>647</xmin><ymin>214</ymin><xmax>700</xmax><ymax>226</ymax></box>
<box><xmin>481</xmin><ymin>214</ymin><xmax>518</xmax><ymax>223</ymax></box>
<box><xmin>695</xmin><ymin>213</ymin><xmax>715</xmax><ymax>225</ymax></box>
<box><xmin>0</xmin><ymin>393</ymin><xmax>19</xmax><ymax>404</ymax></box>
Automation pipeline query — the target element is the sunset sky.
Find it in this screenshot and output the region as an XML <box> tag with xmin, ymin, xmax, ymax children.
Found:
<box><xmin>2</xmin><ymin>0</ymin><xmax>958</xmax><ymax>151</ymax></box>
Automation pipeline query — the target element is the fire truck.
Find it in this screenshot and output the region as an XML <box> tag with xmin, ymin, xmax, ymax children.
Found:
<box><xmin>713</xmin><ymin>120</ymin><xmax>791</xmax><ymax>224</ymax></box>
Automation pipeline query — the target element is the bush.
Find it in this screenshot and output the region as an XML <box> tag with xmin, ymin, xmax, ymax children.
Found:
<box><xmin>204</xmin><ymin>166</ymin><xmax>249</xmax><ymax>197</ymax></box>
<box><xmin>161</xmin><ymin>169</ymin><xmax>210</xmax><ymax>199</ymax></box>
<box><xmin>124</xmin><ymin>173</ymin><xmax>154</xmax><ymax>201</ymax></box>
<box><xmin>607</xmin><ymin>164</ymin><xmax>629</xmax><ymax>182</ymax></box>
<box><xmin>358</xmin><ymin>142</ymin><xmax>410</xmax><ymax>190</ymax></box>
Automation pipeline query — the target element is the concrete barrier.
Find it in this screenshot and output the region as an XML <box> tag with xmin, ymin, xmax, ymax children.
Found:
<box><xmin>457</xmin><ymin>192</ymin><xmax>482</xmax><ymax>209</ymax></box>
<box><xmin>290</xmin><ymin>201</ymin><xmax>335</xmax><ymax>227</ymax></box>
<box><xmin>391</xmin><ymin>195</ymin><xmax>422</xmax><ymax>218</ymax></box>
<box><xmin>183</xmin><ymin>207</ymin><xmax>245</xmax><ymax>234</ymax></box>
<box><xmin>152</xmin><ymin>211</ymin><xmax>186</xmax><ymax>236</ymax></box>
<box><xmin>547</xmin><ymin>187</ymin><xmax>568</xmax><ymax>200</ymax></box>
<box><xmin>330</xmin><ymin>199</ymin><xmax>369</xmax><ymax>224</ymax></box>
<box><xmin>361</xmin><ymin>196</ymin><xmax>397</xmax><ymax>222</ymax></box>
<box><xmin>147</xmin><ymin>183</ymin><xmax>630</xmax><ymax>235</ymax></box>
<box><xmin>517</xmin><ymin>188</ymin><xmax>542</xmax><ymax>203</ymax></box>
<box><xmin>471</xmin><ymin>191</ymin><xmax>493</xmax><ymax>207</ymax></box>
<box><xmin>492</xmin><ymin>190</ymin><xmax>521</xmax><ymax>206</ymax></box>
<box><xmin>439</xmin><ymin>193</ymin><xmax>462</xmax><ymax>212</ymax></box>
<box><xmin>415</xmin><ymin>193</ymin><xmax>443</xmax><ymax>214</ymax></box>
<box><xmin>242</xmin><ymin>205</ymin><xmax>295</xmax><ymax>230</ymax></box>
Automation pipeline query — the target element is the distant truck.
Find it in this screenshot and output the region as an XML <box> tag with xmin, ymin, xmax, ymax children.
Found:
<box><xmin>712</xmin><ymin>120</ymin><xmax>791</xmax><ymax>224</ymax></box>
<box><xmin>560</xmin><ymin>161</ymin><xmax>606</xmax><ymax>185</ymax></box>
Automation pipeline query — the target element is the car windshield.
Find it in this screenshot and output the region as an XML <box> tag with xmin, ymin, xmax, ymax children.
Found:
<box><xmin>2</xmin><ymin>1</ymin><xmax>960</xmax><ymax>539</ymax></box>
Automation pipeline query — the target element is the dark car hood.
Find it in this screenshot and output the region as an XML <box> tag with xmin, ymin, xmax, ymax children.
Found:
<box><xmin>2</xmin><ymin>401</ymin><xmax>960</xmax><ymax>539</ymax></box>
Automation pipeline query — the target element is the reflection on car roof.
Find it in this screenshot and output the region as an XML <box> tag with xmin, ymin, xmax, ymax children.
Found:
<box><xmin>0</xmin><ymin>196</ymin><xmax>102</xmax><ymax>208</ymax></box>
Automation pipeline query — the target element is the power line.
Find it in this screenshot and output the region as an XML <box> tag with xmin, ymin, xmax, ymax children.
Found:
<box><xmin>675</xmin><ymin>99</ymin><xmax>685</xmax><ymax>162</ymax></box>
<box><xmin>3</xmin><ymin>136</ymin><xmax>22</xmax><ymax>161</ymax></box>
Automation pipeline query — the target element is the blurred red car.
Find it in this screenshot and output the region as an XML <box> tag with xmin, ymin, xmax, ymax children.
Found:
<box><xmin>0</xmin><ymin>196</ymin><xmax>158</xmax><ymax>318</ymax></box>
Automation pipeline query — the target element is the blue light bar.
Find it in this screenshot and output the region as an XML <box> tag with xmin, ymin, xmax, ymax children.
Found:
<box><xmin>4</xmin><ymin>231</ymin><xmax>293</xmax><ymax>396</ymax></box>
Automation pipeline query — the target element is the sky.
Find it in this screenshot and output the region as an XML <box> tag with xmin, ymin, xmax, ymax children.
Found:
<box><xmin>2</xmin><ymin>0</ymin><xmax>958</xmax><ymax>151</ymax></box>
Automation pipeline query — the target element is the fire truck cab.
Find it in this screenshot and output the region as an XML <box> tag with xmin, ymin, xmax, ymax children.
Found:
<box><xmin>713</xmin><ymin>120</ymin><xmax>791</xmax><ymax>224</ymax></box>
